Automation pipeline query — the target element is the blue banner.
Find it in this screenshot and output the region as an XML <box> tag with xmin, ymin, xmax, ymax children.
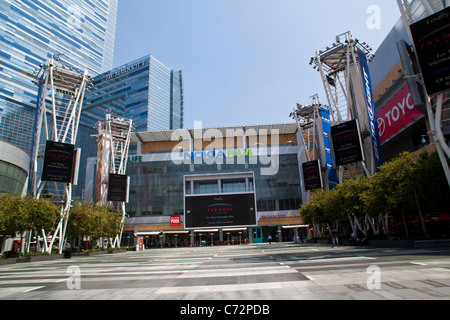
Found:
<box><xmin>357</xmin><ymin>49</ymin><xmax>384</xmax><ymax>168</ymax></box>
<box><xmin>319</xmin><ymin>106</ymin><xmax>337</xmax><ymax>189</ymax></box>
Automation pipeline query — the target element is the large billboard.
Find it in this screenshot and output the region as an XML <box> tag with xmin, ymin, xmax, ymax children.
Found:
<box><xmin>41</xmin><ymin>141</ymin><xmax>75</xmax><ymax>183</ymax></box>
<box><xmin>185</xmin><ymin>193</ymin><xmax>257</xmax><ymax>229</ymax></box>
<box><xmin>410</xmin><ymin>6</ymin><xmax>450</xmax><ymax>96</ymax></box>
<box><xmin>377</xmin><ymin>84</ymin><xmax>424</xmax><ymax>143</ymax></box>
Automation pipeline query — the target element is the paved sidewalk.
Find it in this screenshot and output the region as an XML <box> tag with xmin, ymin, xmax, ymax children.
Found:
<box><xmin>0</xmin><ymin>244</ymin><xmax>449</xmax><ymax>300</ymax></box>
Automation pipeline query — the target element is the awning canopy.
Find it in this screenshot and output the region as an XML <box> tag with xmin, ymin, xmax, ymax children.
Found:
<box><xmin>135</xmin><ymin>231</ymin><xmax>161</xmax><ymax>236</ymax></box>
<box><xmin>282</xmin><ymin>225</ymin><xmax>309</xmax><ymax>229</ymax></box>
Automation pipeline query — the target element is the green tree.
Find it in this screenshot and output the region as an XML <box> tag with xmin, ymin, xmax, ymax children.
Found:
<box><xmin>66</xmin><ymin>202</ymin><xmax>123</xmax><ymax>248</ymax></box>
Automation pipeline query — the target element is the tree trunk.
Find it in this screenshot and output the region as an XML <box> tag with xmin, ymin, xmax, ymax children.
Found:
<box><xmin>401</xmin><ymin>209</ymin><xmax>409</xmax><ymax>238</ymax></box>
<box><xmin>413</xmin><ymin>188</ymin><xmax>427</xmax><ymax>236</ymax></box>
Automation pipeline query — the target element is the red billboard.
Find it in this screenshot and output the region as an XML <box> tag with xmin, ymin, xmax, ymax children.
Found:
<box><xmin>376</xmin><ymin>84</ymin><xmax>423</xmax><ymax>143</ymax></box>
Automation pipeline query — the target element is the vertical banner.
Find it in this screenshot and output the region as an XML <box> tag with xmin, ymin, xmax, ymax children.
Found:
<box><xmin>358</xmin><ymin>49</ymin><xmax>384</xmax><ymax>168</ymax></box>
<box><xmin>94</xmin><ymin>136</ymin><xmax>104</xmax><ymax>204</ymax></box>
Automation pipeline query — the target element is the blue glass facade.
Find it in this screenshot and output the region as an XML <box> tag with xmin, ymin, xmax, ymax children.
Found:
<box><xmin>125</xmin><ymin>154</ymin><xmax>302</xmax><ymax>219</ymax></box>
<box><xmin>0</xmin><ymin>0</ymin><xmax>118</xmax><ymax>155</ymax></box>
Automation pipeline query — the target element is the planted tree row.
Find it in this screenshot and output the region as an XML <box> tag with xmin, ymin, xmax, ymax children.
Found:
<box><xmin>0</xmin><ymin>195</ymin><xmax>123</xmax><ymax>254</ymax></box>
<box><xmin>300</xmin><ymin>151</ymin><xmax>450</xmax><ymax>239</ymax></box>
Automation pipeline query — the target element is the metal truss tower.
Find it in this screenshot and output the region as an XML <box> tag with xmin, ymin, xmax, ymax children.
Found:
<box><xmin>92</xmin><ymin>111</ymin><xmax>135</xmax><ymax>247</ymax></box>
<box><xmin>310</xmin><ymin>32</ymin><xmax>379</xmax><ymax>180</ymax></box>
<box><xmin>291</xmin><ymin>95</ymin><xmax>322</xmax><ymax>163</ymax></box>
<box><xmin>290</xmin><ymin>95</ymin><xmax>337</xmax><ymax>192</ymax></box>
<box><xmin>30</xmin><ymin>54</ymin><xmax>93</xmax><ymax>254</ymax></box>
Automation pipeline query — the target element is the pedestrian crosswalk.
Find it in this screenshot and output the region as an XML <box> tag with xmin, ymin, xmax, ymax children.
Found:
<box><xmin>0</xmin><ymin>244</ymin><xmax>449</xmax><ymax>300</ymax></box>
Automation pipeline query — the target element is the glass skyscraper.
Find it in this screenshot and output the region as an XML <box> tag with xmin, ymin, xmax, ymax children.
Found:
<box><xmin>75</xmin><ymin>54</ymin><xmax>184</xmax><ymax>199</ymax></box>
<box><xmin>0</xmin><ymin>0</ymin><xmax>118</xmax><ymax>155</ymax></box>
<box><xmin>82</xmin><ymin>55</ymin><xmax>184</xmax><ymax>133</ymax></box>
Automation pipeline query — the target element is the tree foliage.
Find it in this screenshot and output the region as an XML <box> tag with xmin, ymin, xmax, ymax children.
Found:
<box><xmin>300</xmin><ymin>151</ymin><xmax>450</xmax><ymax>237</ymax></box>
<box><xmin>0</xmin><ymin>194</ymin><xmax>60</xmax><ymax>237</ymax></box>
<box><xmin>66</xmin><ymin>202</ymin><xmax>123</xmax><ymax>242</ymax></box>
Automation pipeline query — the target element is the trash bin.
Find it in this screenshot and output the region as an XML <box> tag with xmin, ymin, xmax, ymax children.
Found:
<box><xmin>64</xmin><ymin>249</ymin><xmax>72</xmax><ymax>259</ymax></box>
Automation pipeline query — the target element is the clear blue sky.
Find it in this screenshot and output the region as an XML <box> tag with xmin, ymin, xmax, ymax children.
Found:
<box><xmin>113</xmin><ymin>0</ymin><xmax>402</xmax><ymax>129</ymax></box>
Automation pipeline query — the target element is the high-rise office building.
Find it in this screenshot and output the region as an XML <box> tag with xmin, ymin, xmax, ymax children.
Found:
<box><xmin>75</xmin><ymin>54</ymin><xmax>184</xmax><ymax>199</ymax></box>
<box><xmin>0</xmin><ymin>0</ymin><xmax>118</xmax><ymax>155</ymax></box>
<box><xmin>82</xmin><ymin>55</ymin><xmax>184</xmax><ymax>134</ymax></box>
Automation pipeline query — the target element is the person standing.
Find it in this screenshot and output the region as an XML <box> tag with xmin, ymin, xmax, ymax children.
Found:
<box><xmin>268</xmin><ymin>235</ymin><xmax>272</xmax><ymax>244</ymax></box>
<box><xmin>331</xmin><ymin>229</ymin><xmax>339</xmax><ymax>248</ymax></box>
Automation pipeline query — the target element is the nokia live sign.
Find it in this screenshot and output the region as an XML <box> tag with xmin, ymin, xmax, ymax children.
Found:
<box><xmin>184</xmin><ymin>193</ymin><xmax>257</xmax><ymax>229</ymax></box>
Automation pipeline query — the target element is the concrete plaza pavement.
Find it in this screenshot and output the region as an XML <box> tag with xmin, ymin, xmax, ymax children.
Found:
<box><xmin>0</xmin><ymin>243</ymin><xmax>449</xmax><ymax>301</ymax></box>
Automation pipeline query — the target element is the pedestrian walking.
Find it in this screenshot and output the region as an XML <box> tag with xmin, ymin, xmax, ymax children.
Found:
<box><xmin>331</xmin><ymin>228</ymin><xmax>339</xmax><ymax>248</ymax></box>
<box><xmin>268</xmin><ymin>235</ymin><xmax>272</xmax><ymax>244</ymax></box>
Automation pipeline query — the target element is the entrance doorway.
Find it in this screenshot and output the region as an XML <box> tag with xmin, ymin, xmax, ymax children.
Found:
<box><xmin>252</xmin><ymin>227</ymin><xmax>263</xmax><ymax>243</ymax></box>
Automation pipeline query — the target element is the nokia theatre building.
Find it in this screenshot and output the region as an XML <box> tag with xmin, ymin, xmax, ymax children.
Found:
<box><xmin>84</xmin><ymin>123</ymin><xmax>308</xmax><ymax>247</ymax></box>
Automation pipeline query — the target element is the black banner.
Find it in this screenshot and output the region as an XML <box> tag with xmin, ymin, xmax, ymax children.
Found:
<box><xmin>410</xmin><ymin>6</ymin><xmax>450</xmax><ymax>96</ymax></box>
<box><xmin>41</xmin><ymin>141</ymin><xmax>75</xmax><ymax>183</ymax></box>
<box><xmin>302</xmin><ymin>160</ymin><xmax>323</xmax><ymax>191</ymax></box>
<box><xmin>107</xmin><ymin>173</ymin><xmax>128</xmax><ymax>202</ymax></box>
<box><xmin>185</xmin><ymin>193</ymin><xmax>257</xmax><ymax>229</ymax></box>
<box><xmin>331</xmin><ymin>120</ymin><xmax>364</xmax><ymax>166</ymax></box>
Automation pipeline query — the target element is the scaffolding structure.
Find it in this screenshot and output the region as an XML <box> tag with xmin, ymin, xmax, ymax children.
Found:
<box><xmin>291</xmin><ymin>95</ymin><xmax>337</xmax><ymax>192</ymax></box>
<box><xmin>92</xmin><ymin>111</ymin><xmax>135</xmax><ymax>247</ymax></box>
<box><xmin>30</xmin><ymin>54</ymin><xmax>93</xmax><ymax>254</ymax></box>
<box><xmin>310</xmin><ymin>32</ymin><xmax>378</xmax><ymax>180</ymax></box>
<box><xmin>290</xmin><ymin>95</ymin><xmax>322</xmax><ymax>163</ymax></box>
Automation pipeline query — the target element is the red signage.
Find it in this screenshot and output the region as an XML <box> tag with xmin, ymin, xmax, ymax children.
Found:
<box><xmin>377</xmin><ymin>84</ymin><xmax>423</xmax><ymax>143</ymax></box>
<box><xmin>170</xmin><ymin>215</ymin><xmax>181</xmax><ymax>226</ymax></box>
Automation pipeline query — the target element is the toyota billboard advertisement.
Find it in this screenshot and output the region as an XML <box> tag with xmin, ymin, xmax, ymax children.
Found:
<box><xmin>184</xmin><ymin>193</ymin><xmax>257</xmax><ymax>229</ymax></box>
<box><xmin>376</xmin><ymin>84</ymin><xmax>424</xmax><ymax>143</ymax></box>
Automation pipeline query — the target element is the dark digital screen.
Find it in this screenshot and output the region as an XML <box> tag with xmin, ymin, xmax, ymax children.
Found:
<box><xmin>331</xmin><ymin>119</ymin><xmax>364</xmax><ymax>166</ymax></box>
<box><xmin>41</xmin><ymin>140</ymin><xmax>74</xmax><ymax>183</ymax></box>
<box><xmin>107</xmin><ymin>174</ymin><xmax>128</xmax><ymax>202</ymax></box>
<box><xmin>185</xmin><ymin>193</ymin><xmax>257</xmax><ymax>229</ymax></box>
<box><xmin>302</xmin><ymin>160</ymin><xmax>323</xmax><ymax>191</ymax></box>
